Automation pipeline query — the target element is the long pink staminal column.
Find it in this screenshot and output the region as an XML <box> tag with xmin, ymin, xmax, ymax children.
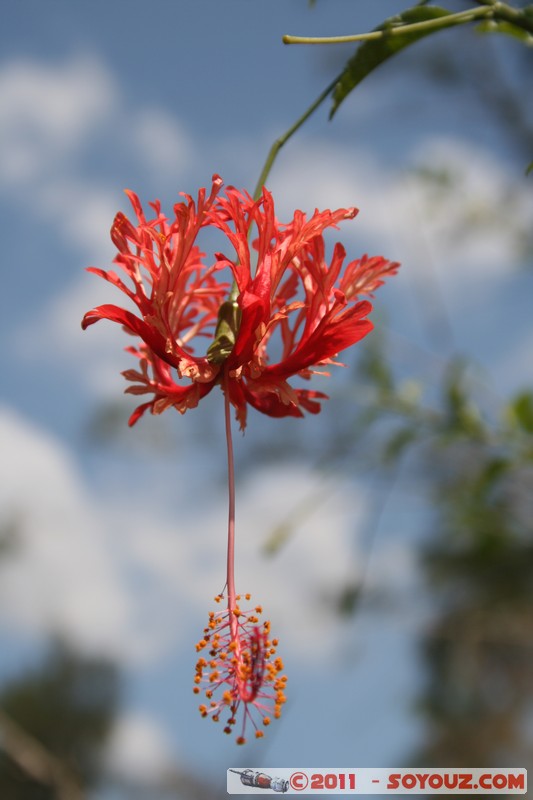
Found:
<box><xmin>193</xmin><ymin>369</ymin><xmax>287</xmax><ymax>744</ymax></box>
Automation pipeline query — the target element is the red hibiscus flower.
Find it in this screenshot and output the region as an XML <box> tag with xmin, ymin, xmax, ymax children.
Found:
<box><xmin>82</xmin><ymin>175</ymin><xmax>399</xmax><ymax>744</ymax></box>
<box><xmin>82</xmin><ymin>175</ymin><xmax>398</xmax><ymax>428</ymax></box>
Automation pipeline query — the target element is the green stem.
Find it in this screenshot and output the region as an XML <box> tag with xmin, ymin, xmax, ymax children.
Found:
<box><xmin>492</xmin><ymin>1</ymin><xmax>533</xmax><ymax>35</ymax></box>
<box><xmin>252</xmin><ymin>73</ymin><xmax>341</xmax><ymax>200</ymax></box>
<box><xmin>282</xmin><ymin>6</ymin><xmax>494</xmax><ymax>46</ymax></box>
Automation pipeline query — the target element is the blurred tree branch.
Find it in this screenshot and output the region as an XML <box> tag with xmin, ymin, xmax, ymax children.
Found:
<box><xmin>0</xmin><ymin>708</ymin><xmax>84</xmax><ymax>800</ymax></box>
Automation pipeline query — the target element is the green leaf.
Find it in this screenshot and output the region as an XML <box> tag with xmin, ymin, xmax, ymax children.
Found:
<box><xmin>520</xmin><ymin>4</ymin><xmax>533</xmax><ymax>25</ymax></box>
<box><xmin>526</xmin><ymin>161</ymin><xmax>533</xmax><ymax>176</ymax></box>
<box><xmin>442</xmin><ymin>361</ymin><xmax>484</xmax><ymax>438</ymax></box>
<box><xmin>509</xmin><ymin>391</ymin><xmax>533</xmax><ymax>433</ymax></box>
<box><xmin>334</xmin><ymin>583</ymin><xmax>362</xmax><ymax>616</ymax></box>
<box><xmin>476</xmin><ymin>457</ymin><xmax>509</xmax><ymax>494</ymax></box>
<box><xmin>476</xmin><ymin>18</ymin><xmax>533</xmax><ymax>44</ymax></box>
<box><xmin>383</xmin><ymin>426</ymin><xmax>418</xmax><ymax>463</ymax></box>
<box><xmin>358</xmin><ymin>338</ymin><xmax>395</xmax><ymax>394</ymax></box>
<box><xmin>330</xmin><ymin>6</ymin><xmax>454</xmax><ymax>118</ymax></box>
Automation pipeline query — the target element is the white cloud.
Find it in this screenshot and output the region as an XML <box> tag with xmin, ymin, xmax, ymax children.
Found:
<box><xmin>0</xmin><ymin>54</ymin><xmax>124</xmax><ymax>268</ymax></box>
<box><xmin>0</xmin><ymin>407</ymin><xmax>133</xmax><ymax>659</ymax></box>
<box><xmin>0</xmin><ymin>405</ymin><xmax>212</xmax><ymax>665</ymax></box>
<box><xmin>76</xmin><ymin>459</ymin><xmax>369</xmax><ymax>664</ymax></box>
<box><xmin>0</xmin><ymin>402</ymin><xmax>373</xmax><ymax>666</ymax></box>
<box><xmin>13</xmin><ymin>270</ymin><xmax>131</xmax><ymax>397</ymax></box>
<box><xmin>0</xmin><ymin>54</ymin><xmax>196</xmax><ymax>265</ymax></box>
<box><xmin>0</xmin><ymin>54</ymin><xmax>198</xmax><ymax>393</ymax></box>
<box><xmin>104</xmin><ymin>712</ymin><xmax>175</xmax><ymax>783</ymax></box>
<box><xmin>33</xmin><ymin>178</ymin><xmax>121</xmax><ymax>261</ymax></box>
<box><xmin>121</xmin><ymin>463</ymin><xmax>366</xmax><ymax>660</ymax></box>
<box><xmin>269</xmin><ymin>135</ymin><xmax>532</xmax><ymax>283</ymax></box>
<box><xmin>233</xmin><ymin>467</ymin><xmax>361</xmax><ymax>645</ymax></box>
<box><xmin>0</xmin><ymin>55</ymin><xmax>117</xmax><ymax>184</ymax></box>
<box><xmin>132</xmin><ymin>108</ymin><xmax>192</xmax><ymax>179</ymax></box>
<box><xmin>265</xmin><ymin>134</ymin><xmax>532</xmax><ymax>391</ymax></box>
<box><xmin>392</xmin><ymin>138</ymin><xmax>532</xmax><ymax>280</ymax></box>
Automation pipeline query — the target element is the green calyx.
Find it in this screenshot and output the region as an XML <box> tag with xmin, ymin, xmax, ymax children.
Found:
<box><xmin>207</xmin><ymin>297</ymin><xmax>242</xmax><ymax>365</ymax></box>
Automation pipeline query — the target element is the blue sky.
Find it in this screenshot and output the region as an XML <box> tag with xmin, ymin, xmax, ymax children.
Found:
<box><xmin>1</xmin><ymin>1</ymin><xmax>532</xmax><ymax>795</ymax></box>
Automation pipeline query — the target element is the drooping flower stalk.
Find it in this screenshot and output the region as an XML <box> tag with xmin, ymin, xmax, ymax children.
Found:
<box><xmin>193</xmin><ymin>372</ymin><xmax>287</xmax><ymax>744</ymax></box>
<box><xmin>224</xmin><ymin>375</ymin><xmax>237</xmax><ymax>625</ymax></box>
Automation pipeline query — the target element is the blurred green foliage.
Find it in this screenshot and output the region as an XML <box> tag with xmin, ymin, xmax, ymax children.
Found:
<box><xmin>355</xmin><ymin>334</ymin><xmax>533</xmax><ymax>770</ymax></box>
<box><xmin>0</xmin><ymin>642</ymin><xmax>119</xmax><ymax>799</ymax></box>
